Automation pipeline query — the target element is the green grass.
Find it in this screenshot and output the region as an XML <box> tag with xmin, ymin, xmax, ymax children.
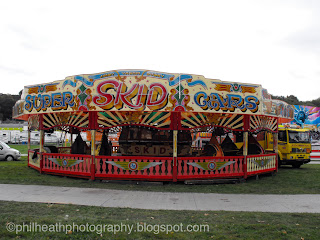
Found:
<box><xmin>2</xmin><ymin>145</ymin><xmax>320</xmax><ymax>239</ymax></box>
<box><xmin>5</xmin><ymin>144</ymin><xmax>320</xmax><ymax>194</ymax></box>
<box><xmin>1</xmin><ymin>156</ymin><xmax>320</xmax><ymax>194</ymax></box>
<box><xmin>9</xmin><ymin>144</ymin><xmax>39</xmax><ymax>153</ymax></box>
<box><xmin>0</xmin><ymin>201</ymin><xmax>319</xmax><ymax>239</ymax></box>
<box><xmin>10</xmin><ymin>144</ymin><xmax>70</xmax><ymax>153</ymax></box>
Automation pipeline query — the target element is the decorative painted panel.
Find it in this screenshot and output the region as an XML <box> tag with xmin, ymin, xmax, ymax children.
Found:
<box><xmin>249</xmin><ymin>115</ymin><xmax>278</xmax><ymax>132</ymax></box>
<box><xmin>97</xmin><ymin>111</ymin><xmax>171</xmax><ymax>129</ymax></box>
<box><xmin>181</xmin><ymin>113</ymin><xmax>244</xmax><ymax>130</ymax></box>
<box><xmin>21</xmin><ymin>70</ymin><xmax>264</xmax><ymax>116</ymax></box>
<box><xmin>42</xmin><ymin>111</ymin><xmax>89</xmax><ymax>130</ymax></box>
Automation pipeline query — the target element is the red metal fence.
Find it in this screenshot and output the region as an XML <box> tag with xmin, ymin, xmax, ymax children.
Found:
<box><xmin>95</xmin><ymin>156</ymin><xmax>173</xmax><ymax>181</ymax></box>
<box><xmin>28</xmin><ymin>150</ymin><xmax>277</xmax><ymax>181</ymax></box>
<box><xmin>42</xmin><ymin>153</ymin><xmax>92</xmax><ymax>178</ymax></box>
<box><xmin>246</xmin><ymin>153</ymin><xmax>277</xmax><ymax>176</ymax></box>
<box><xmin>176</xmin><ymin>156</ymin><xmax>244</xmax><ymax>180</ymax></box>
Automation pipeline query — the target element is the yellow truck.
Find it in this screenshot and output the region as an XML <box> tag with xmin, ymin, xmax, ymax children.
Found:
<box><xmin>264</xmin><ymin>125</ymin><xmax>311</xmax><ymax>168</ymax></box>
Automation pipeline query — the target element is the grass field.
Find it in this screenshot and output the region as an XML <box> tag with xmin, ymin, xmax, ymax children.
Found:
<box><xmin>1</xmin><ymin>145</ymin><xmax>320</xmax><ymax>239</ymax></box>
<box><xmin>1</xmin><ymin>201</ymin><xmax>319</xmax><ymax>239</ymax></box>
<box><xmin>1</xmin><ymin>150</ymin><xmax>320</xmax><ymax>194</ymax></box>
<box><xmin>7</xmin><ymin>144</ymin><xmax>39</xmax><ymax>153</ymax></box>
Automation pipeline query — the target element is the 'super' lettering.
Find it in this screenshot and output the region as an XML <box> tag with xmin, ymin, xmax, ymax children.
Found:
<box><xmin>25</xmin><ymin>92</ymin><xmax>74</xmax><ymax>112</ymax></box>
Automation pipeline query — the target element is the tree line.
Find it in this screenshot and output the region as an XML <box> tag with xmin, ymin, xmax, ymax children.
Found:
<box><xmin>271</xmin><ymin>95</ymin><xmax>320</xmax><ymax>107</ymax></box>
<box><xmin>0</xmin><ymin>93</ymin><xmax>21</xmax><ymax>122</ymax></box>
<box><xmin>0</xmin><ymin>93</ymin><xmax>319</xmax><ymax>122</ymax></box>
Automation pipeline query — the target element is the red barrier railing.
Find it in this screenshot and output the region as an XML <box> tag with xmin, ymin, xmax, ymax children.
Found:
<box><xmin>246</xmin><ymin>153</ymin><xmax>277</xmax><ymax>176</ymax></box>
<box><xmin>176</xmin><ymin>156</ymin><xmax>244</xmax><ymax>180</ymax></box>
<box><xmin>28</xmin><ymin>150</ymin><xmax>40</xmax><ymax>171</ymax></box>
<box><xmin>28</xmin><ymin>150</ymin><xmax>277</xmax><ymax>181</ymax></box>
<box><xmin>311</xmin><ymin>149</ymin><xmax>320</xmax><ymax>160</ymax></box>
<box><xmin>95</xmin><ymin>156</ymin><xmax>173</xmax><ymax>181</ymax></box>
<box><xmin>42</xmin><ymin>153</ymin><xmax>92</xmax><ymax>177</ymax></box>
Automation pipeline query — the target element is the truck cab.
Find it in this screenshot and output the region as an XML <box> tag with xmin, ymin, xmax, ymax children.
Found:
<box><xmin>266</xmin><ymin>125</ymin><xmax>311</xmax><ymax>168</ymax></box>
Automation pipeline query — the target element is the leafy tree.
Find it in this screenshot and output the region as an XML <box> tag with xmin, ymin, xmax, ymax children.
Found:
<box><xmin>271</xmin><ymin>94</ymin><xmax>320</xmax><ymax>107</ymax></box>
<box><xmin>0</xmin><ymin>94</ymin><xmax>20</xmax><ymax>121</ymax></box>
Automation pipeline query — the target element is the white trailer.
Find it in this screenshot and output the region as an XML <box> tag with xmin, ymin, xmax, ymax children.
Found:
<box><xmin>9</xmin><ymin>130</ymin><xmax>21</xmax><ymax>144</ymax></box>
<box><xmin>19</xmin><ymin>131</ymin><xmax>41</xmax><ymax>144</ymax></box>
<box><xmin>0</xmin><ymin>130</ymin><xmax>10</xmax><ymax>143</ymax></box>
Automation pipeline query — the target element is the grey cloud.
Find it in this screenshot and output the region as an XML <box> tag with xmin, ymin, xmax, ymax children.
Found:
<box><xmin>283</xmin><ymin>24</ymin><xmax>320</xmax><ymax>53</ymax></box>
<box><xmin>0</xmin><ymin>65</ymin><xmax>33</xmax><ymax>75</ymax></box>
<box><xmin>7</xmin><ymin>24</ymin><xmax>42</xmax><ymax>51</ymax></box>
<box><xmin>280</xmin><ymin>1</ymin><xmax>320</xmax><ymax>53</ymax></box>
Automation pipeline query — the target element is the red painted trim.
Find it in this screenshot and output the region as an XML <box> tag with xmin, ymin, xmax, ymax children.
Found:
<box><xmin>89</xmin><ymin>111</ymin><xmax>98</xmax><ymax>129</ymax></box>
<box><xmin>29</xmin><ymin>165</ymin><xmax>40</xmax><ymax>171</ymax></box>
<box><xmin>39</xmin><ymin>152</ymin><xmax>43</xmax><ymax>174</ymax></box>
<box><xmin>173</xmin><ymin>157</ymin><xmax>177</xmax><ymax>182</ymax></box>
<box><xmin>43</xmin><ymin>169</ymin><xmax>91</xmax><ymax>177</ymax></box>
<box><xmin>243</xmin><ymin>156</ymin><xmax>248</xmax><ymax>179</ymax></box>
<box><xmin>39</xmin><ymin>114</ymin><xmax>44</xmax><ymax>130</ymax></box>
<box><xmin>170</xmin><ymin>112</ymin><xmax>181</xmax><ymax>130</ymax></box>
<box><xmin>243</xmin><ymin>114</ymin><xmax>250</xmax><ymax>131</ymax></box>
<box><xmin>91</xmin><ymin>156</ymin><xmax>95</xmax><ymax>180</ymax></box>
<box><xmin>41</xmin><ymin>171</ymin><xmax>91</xmax><ymax>179</ymax></box>
<box><xmin>95</xmin><ymin>174</ymin><xmax>173</xmax><ymax>181</ymax></box>
<box><xmin>247</xmin><ymin>168</ymin><xmax>277</xmax><ymax>176</ymax></box>
<box><xmin>177</xmin><ymin>173</ymin><xmax>244</xmax><ymax>180</ymax></box>
<box><xmin>177</xmin><ymin>156</ymin><xmax>245</xmax><ymax>161</ymax></box>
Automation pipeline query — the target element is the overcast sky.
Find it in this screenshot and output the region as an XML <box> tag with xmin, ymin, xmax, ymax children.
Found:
<box><xmin>1</xmin><ymin>0</ymin><xmax>320</xmax><ymax>101</ymax></box>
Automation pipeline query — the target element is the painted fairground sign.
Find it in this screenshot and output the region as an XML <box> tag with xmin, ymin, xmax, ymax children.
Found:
<box><xmin>16</xmin><ymin>70</ymin><xmax>265</xmax><ymax>117</ymax></box>
<box><xmin>291</xmin><ymin>105</ymin><xmax>320</xmax><ymax>129</ymax></box>
<box><xmin>261</xmin><ymin>89</ymin><xmax>294</xmax><ymax>120</ymax></box>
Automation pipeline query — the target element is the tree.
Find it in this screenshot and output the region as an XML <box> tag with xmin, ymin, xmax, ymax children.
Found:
<box><xmin>285</xmin><ymin>95</ymin><xmax>300</xmax><ymax>105</ymax></box>
<box><xmin>271</xmin><ymin>94</ymin><xmax>320</xmax><ymax>107</ymax></box>
<box><xmin>0</xmin><ymin>94</ymin><xmax>20</xmax><ymax>121</ymax></box>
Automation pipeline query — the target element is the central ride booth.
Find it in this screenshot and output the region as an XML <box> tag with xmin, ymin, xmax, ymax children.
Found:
<box><xmin>13</xmin><ymin>70</ymin><xmax>294</xmax><ymax>182</ymax></box>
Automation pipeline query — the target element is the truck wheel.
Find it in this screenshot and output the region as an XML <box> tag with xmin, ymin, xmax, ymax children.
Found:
<box><xmin>292</xmin><ymin>163</ymin><xmax>302</xmax><ymax>168</ymax></box>
<box><xmin>6</xmin><ymin>155</ymin><xmax>14</xmax><ymax>161</ymax></box>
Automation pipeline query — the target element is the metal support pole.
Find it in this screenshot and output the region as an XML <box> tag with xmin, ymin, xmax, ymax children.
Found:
<box><xmin>70</xmin><ymin>133</ymin><xmax>73</xmax><ymax>145</ymax></box>
<box><xmin>27</xmin><ymin>130</ymin><xmax>31</xmax><ymax>150</ymax></box>
<box><xmin>242</xmin><ymin>114</ymin><xmax>250</xmax><ymax>179</ymax></box>
<box><xmin>39</xmin><ymin>129</ymin><xmax>44</xmax><ymax>174</ymax></box>
<box><xmin>173</xmin><ymin>130</ymin><xmax>178</xmax><ymax>182</ymax></box>
<box><xmin>243</xmin><ymin>131</ymin><xmax>248</xmax><ymax>179</ymax></box>
<box><xmin>27</xmin><ymin>130</ymin><xmax>31</xmax><ymax>166</ymax></box>
<box><xmin>90</xmin><ymin>129</ymin><xmax>96</xmax><ymax>180</ymax></box>
<box><xmin>273</xmin><ymin>132</ymin><xmax>278</xmax><ymax>172</ymax></box>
